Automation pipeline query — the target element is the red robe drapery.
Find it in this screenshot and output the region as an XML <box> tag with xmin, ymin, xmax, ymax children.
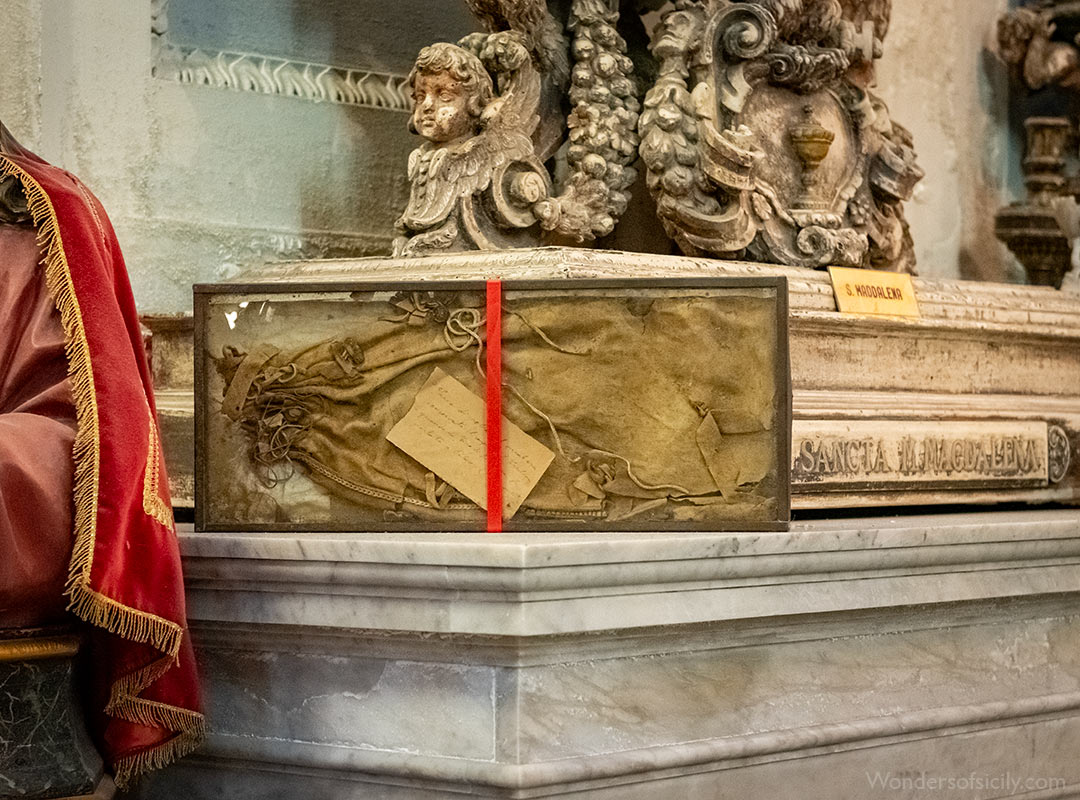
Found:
<box><xmin>0</xmin><ymin>127</ymin><xmax>204</xmax><ymax>787</ymax></box>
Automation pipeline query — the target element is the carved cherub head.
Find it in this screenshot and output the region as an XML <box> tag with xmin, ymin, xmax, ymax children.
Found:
<box><xmin>408</xmin><ymin>43</ymin><xmax>495</xmax><ymax>145</ymax></box>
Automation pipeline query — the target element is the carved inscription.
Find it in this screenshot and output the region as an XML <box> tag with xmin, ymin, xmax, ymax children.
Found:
<box><xmin>792</xmin><ymin>421</ymin><xmax>1050</xmax><ymax>489</ymax></box>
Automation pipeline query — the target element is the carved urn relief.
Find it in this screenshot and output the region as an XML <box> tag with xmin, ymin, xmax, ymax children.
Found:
<box><xmin>638</xmin><ymin>0</ymin><xmax>923</xmax><ymax>272</ymax></box>
<box><xmin>788</xmin><ymin>104</ymin><xmax>836</xmax><ymax>212</ymax></box>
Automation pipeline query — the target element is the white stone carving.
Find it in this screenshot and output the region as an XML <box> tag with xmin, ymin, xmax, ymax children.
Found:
<box><xmin>153</xmin><ymin>43</ymin><xmax>412</xmax><ymax>111</ymax></box>
<box><xmin>151</xmin><ymin>0</ymin><xmax>169</xmax><ymax>36</ymax></box>
<box><xmin>150</xmin><ymin>1</ymin><xmax>410</xmax><ymax>112</ymax></box>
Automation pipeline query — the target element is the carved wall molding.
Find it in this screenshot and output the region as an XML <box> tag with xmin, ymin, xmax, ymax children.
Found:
<box><xmin>153</xmin><ymin>43</ymin><xmax>412</xmax><ymax>111</ymax></box>
<box><xmin>151</xmin><ymin>0</ymin><xmax>169</xmax><ymax>37</ymax></box>
<box><xmin>114</xmin><ymin>214</ymin><xmax>394</xmax><ymax>256</ymax></box>
<box><xmin>186</xmin><ymin>690</ymin><xmax>1080</xmax><ymax>790</ymax></box>
<box><xmin>150</xmin><ymin>0</ymin><xmax>410</xmax><ymax>112</ymax></box>
<box><xmin>188</xmin><ymin>593</ymin><xmax>1079</xmax><ymax>668</ymax></box>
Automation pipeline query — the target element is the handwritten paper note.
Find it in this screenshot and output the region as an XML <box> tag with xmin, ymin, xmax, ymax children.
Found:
<box><xmin>387</xmin><ymin>368</ymin><xmax>555</xmax><ymax>519</ymax></box>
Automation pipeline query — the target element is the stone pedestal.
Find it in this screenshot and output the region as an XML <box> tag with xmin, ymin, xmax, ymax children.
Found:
<box><xmin>136</xmin><ymin>511</ymin><xmax>1080</xmax><ymax>798</ymax></box>
<box><xmin>149</xmin><ymin>247</ymin><xmax>1080</xmax><ymax>795</ymax></box>
<box><xmin>0</xmin><ymin>630</ymin><xmax>111</xmax><ymax>799</ymax></box>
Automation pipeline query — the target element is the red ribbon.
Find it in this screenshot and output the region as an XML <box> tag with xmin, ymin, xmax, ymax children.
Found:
<box><xmin>485</xmin><ymin>280</ymin><xmax>503</xmax><ymax>532</ymax></box>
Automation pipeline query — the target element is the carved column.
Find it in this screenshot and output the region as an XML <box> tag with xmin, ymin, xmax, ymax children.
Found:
<box><xmin>995</xmin><ymin>1</ymin><xmax>1080</xmax><ymax>288</ymax></box>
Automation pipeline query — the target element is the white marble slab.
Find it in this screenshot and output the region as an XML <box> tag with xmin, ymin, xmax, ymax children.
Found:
<box><xmin>141</xmin><ymin>511</ymin><xmax>1080</xmax><ymax>798</ymax></box>
<box><xmin>178</xmin><ymin>510</ymin><xmax>1080</xmax><ymax>637</ymax></box>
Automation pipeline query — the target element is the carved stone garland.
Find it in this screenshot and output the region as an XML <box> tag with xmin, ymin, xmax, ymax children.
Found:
<box><xmin>534</xmin><ymin>0</ymin><xmax>641</xmax><ymax>240</ymax></box>
<box><xmin>639</xmin><ymin>0</ymin><xmax>923</xmax><ymax>271</ymax></box>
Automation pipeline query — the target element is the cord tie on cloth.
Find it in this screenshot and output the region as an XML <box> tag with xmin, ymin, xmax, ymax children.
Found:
<box><xmin>445</xmin><ymin>307</ymin><xmax>487</xmax><ymax>376</ymax></box>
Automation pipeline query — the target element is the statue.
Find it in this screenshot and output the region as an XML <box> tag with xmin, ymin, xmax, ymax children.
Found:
<box><xmin>638</xmin><ymin>0</ymin><xmax>923</xmax><ymax>272</ymax></box>
<box><xmin>409</xmin><ymin>44</ymin><xmax>493</xmax><ymax>147</ymax></box>
<box><xmin>394</xmin><ymin>0</ymin><xmax>642</xmax><ymax>256</ymax></box>
<box><xmin>998</xmin><ymin>5</ymin><xmax>1080</xmax><ymax>92</ymax></box>
<box><xmin>0</xmin><ymin>122</ymin><xmax>204</xmax><ymax>786</ymax></box>
<box><xmin>393</xmin><ymin>37</ymin><xmax>550</xmax><ymax>256</ymax></box>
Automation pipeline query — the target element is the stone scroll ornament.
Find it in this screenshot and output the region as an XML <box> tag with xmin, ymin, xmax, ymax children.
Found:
<box><xmin>639</xmin><ymin>0</ymin><xmax>923</xmax><ymax>271</ymax></box>
<box><xmin>393</xmin><ymin>0</ymin><xmax>641</xmax><ymax>256</ymax></box>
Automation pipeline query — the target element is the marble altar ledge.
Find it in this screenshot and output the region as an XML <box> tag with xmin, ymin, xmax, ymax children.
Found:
<box><xmin>167</xmin><ymin>247</ymin><xmax>1080</xmax><ymax>511</ymax></box>
<box><xmin>179</xmin><ymin>509</ymin><xmax>1080</xmax><ymax>638</ymax></box>
<box><xmin>139</xmin><ymin>510</ymin><xmax>1080</xmax><ymax>798</ymax></box>
<box><xmin>243</xmin><ymin>247</ymin><xmax>1080</xmax><ymax>332</ymax></box>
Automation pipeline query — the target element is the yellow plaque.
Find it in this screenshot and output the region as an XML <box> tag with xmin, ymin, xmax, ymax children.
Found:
<box><xmin>828</xmin><ymin>267</ymin><xmax>920</xmax><ymax>317</ymax></box>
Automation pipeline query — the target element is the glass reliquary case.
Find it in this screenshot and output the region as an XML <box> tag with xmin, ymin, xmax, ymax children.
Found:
<box><xmin>195</xmin><ymin>278</ymin><xmax>790</xmax><ymax>532</ymax></box>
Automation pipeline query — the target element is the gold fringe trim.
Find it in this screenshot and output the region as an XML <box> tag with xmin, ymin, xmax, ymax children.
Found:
<box><xmin>113</xmin><ymin>725</ymin><xmax>206</xmax><ymax>789</ymax></box>
<box><xmin>111</xmin><ymin>683</ymin><xmax>206</xmax><ymax>731</ymax></box>
<box><xmin>0</xmin><ymin>158</ymin><xmax>102</xmax><ymax>596</ymax></box>
<box><xmin>106</xmin><ymin>653</ymin><xmax>206</xmax><ymax>775</ymax></box>
<box><xmin>68</xmin><ymin>585</ymin><xmax>182</xmax><ymax>657</ymax></box>
<box><xmin>102</xmin><ymin>647</ymin><xmax>206</xmax><ymax>789</ymax></box>
<box><xmin>144</xmin><ymin>404</ymin><xmax>174</xmax><ymax>527</ymax></box>
<box><xmin>0</xmin><ymin>156</ymin><xmax>205</xmax><ymax>788</ymax></box>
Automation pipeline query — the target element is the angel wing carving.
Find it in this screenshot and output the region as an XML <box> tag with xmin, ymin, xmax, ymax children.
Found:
<box><xmin>396</xmin><ymin>0</ymin><xmax>639</xmax><ymax>252</ymax></box>
<box><xmin>401</xmin><ymin>130</ymin><xmax>537</xmax><ymax>231</ymax></box>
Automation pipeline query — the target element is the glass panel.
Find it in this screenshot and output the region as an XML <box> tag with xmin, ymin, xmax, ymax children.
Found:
<box><xmin>198</xmin><ymin>280</ymin><xmax>787</xmax><ymax>531</ymax></box>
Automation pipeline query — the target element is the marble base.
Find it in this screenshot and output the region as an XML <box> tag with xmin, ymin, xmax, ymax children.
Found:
<box><xmin>0</xmin><ymin>632</ymin><xmax>106</xmax><ymax>799</ymax></box>
<box><xmin>135</xmin><ymin>511</ymin><xmax>1080</xmax><ymax>798</ymax></box>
